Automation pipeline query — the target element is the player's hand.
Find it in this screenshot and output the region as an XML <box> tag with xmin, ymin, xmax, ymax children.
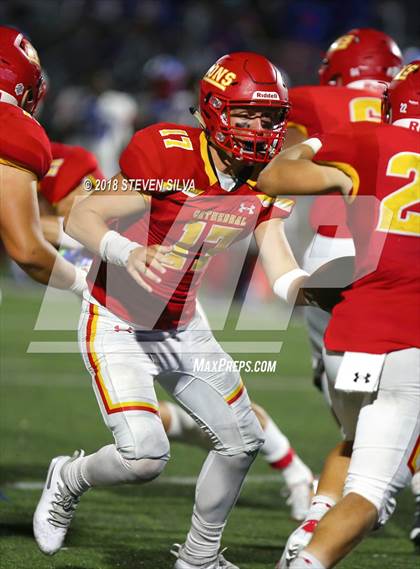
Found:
<box><xmin>126</xmin><ymin>245</ymin><xmax>172</xmax><ymax>292</ymax></box>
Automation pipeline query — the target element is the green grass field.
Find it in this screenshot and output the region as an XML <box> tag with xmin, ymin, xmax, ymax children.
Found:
<box><xmin>0</xmin><ymin>281</ymin><xmax>417</xmax><ymax>569</ymax></box>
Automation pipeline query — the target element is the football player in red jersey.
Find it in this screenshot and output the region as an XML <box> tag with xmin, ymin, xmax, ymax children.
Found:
<box><xmin>39</xmin><ymin>141</ymin><xmax>314</xmax><ymax>522</ymax></box>
<box><xmin>286</xmin><ymin>28</ymin><xmax>403</xmax><ymax>395</ymax></box>
<box><xmin>274</xmin><ymin>30</ymin><xmax>404</xmax><ymax>565</ymax></box>
<box><xmin>37</xmin><ymin>141</ymin><xmax>314</xmax><ymax>521</ymax></box>
<box><xmin>0</xmin><ymin>27</ymin><xmax>86</xmax><ymax>294</ymax></box>
<box><xmin>33</xmin><ymin>52</ymin><xmax>308</xmax><ymax>568</ymax></box>
<box><xmin>258</xmin><ymin>61</ymin><xmax>420</xmax><ymax>569</ymax></box>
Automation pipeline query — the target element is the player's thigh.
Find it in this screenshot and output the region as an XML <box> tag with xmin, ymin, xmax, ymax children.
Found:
<box><xmin>345</xmin><ymin>348</ymin><xmax>420</xmax><ymax>522</ymax></box>
<box><xmin>78</xmin><ymin>300</ymin><xmax>169</xmax><ymax>460</ymax></box>
<box><xmin>305</xmin><ymin>305</ymin><xmax>330</xmax><ymax>361</ymax></box>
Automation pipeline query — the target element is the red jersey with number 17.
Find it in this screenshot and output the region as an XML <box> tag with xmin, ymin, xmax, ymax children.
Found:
<box><xmin>87</xmin><ymin>123</ymin><xmax>294</xmax><ymax>330</ymax></box>
<box><xmin>288</xmin><ymin>86</ymin><xmax>382</xmax><ymax>238</ymax></box>
<box><xmin>312</xmin><ymin>121</ymin><xmax>420</xmax><ymax>353</ymax></box>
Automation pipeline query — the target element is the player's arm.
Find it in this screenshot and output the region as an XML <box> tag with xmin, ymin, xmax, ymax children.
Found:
<box><xmin>257</xmin><ymin>141</ymin><xmax>353</xmax><ymax>197</ymax></box>
<box><xmin>254</xmin><ymin>218</ymin><xmax>307</xmax><ymax>304</ymax></box>
<box><xmin>65</xmin><ymin>172</ymin><xmax>171</xmax><ymax>292</ymax></box>
<box><xmin>0</xmin><ymin>164</ymin><xmax>84</xmax><ymax>291</ymax></box>
<box><xmin>283</xmin><ymin>125</ymin><xmax>307</xmax><ymax>149</ymax></box>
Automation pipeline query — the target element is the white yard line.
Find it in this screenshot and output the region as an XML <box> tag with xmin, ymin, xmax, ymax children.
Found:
<box><xmin>8</xmin><ymin>474</ymin><xmax>282</xmax><ymax>491</ymax></box>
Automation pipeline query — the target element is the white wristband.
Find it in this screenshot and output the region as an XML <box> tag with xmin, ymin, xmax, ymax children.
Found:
<box><xmin>99</xmin><ymin>230</ymin><xmax>142</xmax><ymax>267</ymax></box>
<box><xmin>273</xmin><ymin>268</ymin><xmax>309</xmax><ymax>302</ymax></box>
<box><xmin>303</xmin><ymin>137</ymin><xmax>322</xmax><ymax>154</ymax></box>
<box><xmin>69</xmin><ymin>266</ymin><xmax>88</xmax><ymax>297</ymax></box>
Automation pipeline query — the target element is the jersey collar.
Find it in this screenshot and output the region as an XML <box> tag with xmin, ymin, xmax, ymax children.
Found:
<box><xmin>199</xmin><ymin>131</ymin><xmax>260</xmax><ymax>193</ymax></box>
<box><xmin>199</xmin><ymin>132</ymin><xmax>218</xmax><ymax>186</ymax></box>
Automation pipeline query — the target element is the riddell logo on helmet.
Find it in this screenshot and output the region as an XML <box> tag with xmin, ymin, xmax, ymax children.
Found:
<box><xmin>252</xmin><ymin>91</ymin><xmax>280</xmax><ymax>100</ymax></box>
<box><xmin>204</xmin><ymin>64</ymin><xmax>237</xmax><ymax>91</ymax></box>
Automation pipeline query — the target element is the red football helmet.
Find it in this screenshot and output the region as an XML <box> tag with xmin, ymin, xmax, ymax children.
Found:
<box><xmin>199</xmin><ymin>52</ymin><xmax>290</xmax><ymax>163</ymax></box>
<box><xmin>0</xmin><ymin>26</ymin><xmax>45</xmax><ymax>114</ymax></box>
<box><xmin>382</xmin><ymin>61</ymin><xmax>420</xmax><ymax>126</ymax></box>
<box><xmin>319</xmin><ymin>28</ymin><xmax>403</xmax><ymax>90</ymax></box>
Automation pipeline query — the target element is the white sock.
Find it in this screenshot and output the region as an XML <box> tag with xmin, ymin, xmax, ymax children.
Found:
<box><xmin>61</xmin><ymin>456</ymin><xmax>90</xmax><ymax>496</ymax></box>
<box><xmin>305</xmin><ymin>494</ymin><xmax>336</xmax><ymax>522</ymax></box>
<box><xmin>290</xmin><ymin>550</ymin><xmax>326</xmax><ymax>568</ymax></box>
<box><xmin>62</xmin><ymin>444</ymin><xmax>166</xmax><ymax>494</ymax></box>
<box><xmin>183</xmin><ymin>508</ymin><xmax>225</xmax><ymax>563</ymax></box>
<box><xmin>411</xmin><ymin>471</ymin><xmax>420</xmax><ymax>496</ymax></box>
<box><xmin>260</xmin><ymin>417</ymin><xmax>292</xmax><ymax>464</ymax></box>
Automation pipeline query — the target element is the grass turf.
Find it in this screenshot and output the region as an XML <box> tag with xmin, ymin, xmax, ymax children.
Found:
<box><xmin>0</xmin><ymin>281</ymin><xmax>417</xmax><ymax>568</ymax></box>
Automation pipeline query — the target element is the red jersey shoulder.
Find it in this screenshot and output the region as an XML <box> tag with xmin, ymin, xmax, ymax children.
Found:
<box><xmin>120</xmin><ymin>122</ymin><xmax>202</xmax><ymax>182</ymax></box>
<box><xmin>313</xmin><ymin>122</ymin><xmax>413</xmax><ymax>198</ymax></box>
<box><xmin>288</xmin><ymin>86</ymin><xmax>381</xmax><ymax>136</ymax></box>
<box><xmin>0</xmin><ymin>102</ymin><xmax>51</xmax><ymax>178</ymax></box>
<box><xmin>40</xmin><ymin>142</ymin><xmax>103</xmax><ymax>204</ymax></box>
<box><xmin>313</xmin><ymin>122</ymin><xmax>376</xmax><ymax>167</ymax></box>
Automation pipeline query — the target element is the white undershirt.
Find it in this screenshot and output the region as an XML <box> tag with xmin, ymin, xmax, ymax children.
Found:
<box><xmin>215</xmin><ymin>167</ymin><xmax>236</xmax><ymax>192</ymax></box>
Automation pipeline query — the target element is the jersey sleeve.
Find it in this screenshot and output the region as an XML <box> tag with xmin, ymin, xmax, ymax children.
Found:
<box><xmin>0</xmin><ymin>104</ymin><xmax>51</xmax><ymax>178</ymax></box>
<box><xmin>255</xmin><ymin>193</ymin><xmax>295</xmax><ymax>226</ymax></box>
<box><xmin>41</xmin><ymin>144</ymin><xmax>104</xmax><ymax>203</ymax></box>
<box><xmin>287</xmin><ymin>87</ymin><xmax>320</xmax><ymax>138</ymax></box>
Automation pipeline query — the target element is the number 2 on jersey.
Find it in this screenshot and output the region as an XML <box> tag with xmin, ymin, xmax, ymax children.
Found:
<box><xmin>377</xmin><ymin>152</ymin><xmax>420</xmax><ymax>237</ymax></box>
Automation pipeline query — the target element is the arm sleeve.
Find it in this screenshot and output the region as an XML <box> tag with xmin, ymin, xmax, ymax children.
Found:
<box><xmin>42</xmin><ymin>145</ymin><xmax>104</xmax><ymax>203</ymax></box>
<box><xmin>312</xmin><ymin>130</ymin><xmax>360</xmax><ymax>198</ymax></box>
<box><xmin>255</xmin><ymin>194</ymin><xmax>295</xmax><ymax>226</ymax></box>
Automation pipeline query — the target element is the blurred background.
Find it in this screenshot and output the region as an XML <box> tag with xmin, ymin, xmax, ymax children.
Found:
<box><xmin>1</xmin><ymin>0</ymin><xmax>419</xmax><ymax>301</ymax></box>
<box><xmin>2</xmin><ymin>0</ymin><xmax>419</xmax><ymax>177</ymax></box>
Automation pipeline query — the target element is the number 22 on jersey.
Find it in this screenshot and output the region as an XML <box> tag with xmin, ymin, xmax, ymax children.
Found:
<box><xmin>377</xmin><ymin>152</ymin><xmax>420</xmax><ymax>237</ymax></box>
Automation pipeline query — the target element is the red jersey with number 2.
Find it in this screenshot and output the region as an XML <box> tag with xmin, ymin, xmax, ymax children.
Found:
<box><xmin>88</xmin><ymin>123</ymin><xmax>294</xmax><ymax>330</ymax></box>
<box><xmin>312</xmin><ymin>122</ymin><xmax>420</xmax><ymax>353</ymax></box>
<box><xmin>288</xmin><ymin>86</ymin><xmax>382</xmax><ymax>238</ymax></box>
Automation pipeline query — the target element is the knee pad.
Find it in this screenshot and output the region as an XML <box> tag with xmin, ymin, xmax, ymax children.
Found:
<box><xmin>114</xmin><ymin>414</ymin><xmax>171</xmax><ymax>461</ymax></box>
<box><xmin>122</xmin><ymin>457</ymin><xmax>167</xmax><ymax>483</ymax></box>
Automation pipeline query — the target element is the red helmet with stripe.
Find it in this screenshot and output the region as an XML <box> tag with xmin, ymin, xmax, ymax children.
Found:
<box><xmin>382</xmin><ymin>61</ymin><xmax>420</xmax><ymax>128</ymax></box>
<box><xmin>199</xmin><ymin>52</ymin><xmax>290</xmax><ymax>163</ymax></box>
<box><xmin>0</xmin><ymin>26</ymin><xmax>45</xmax><ymax>114</ymax></box>
<box><xmin>319</xmin><ymin>28</ymin><xmax>403</xmax><ymax>90</ymax></box>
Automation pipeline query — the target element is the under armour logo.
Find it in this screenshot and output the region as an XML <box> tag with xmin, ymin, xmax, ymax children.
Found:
<box><xmin>114</xmin><ymin>325</ymin><xmax>133</xmax><ymax>333</ymax></box>
<box><xmin>238</xmin><ymin>203</ymin><xmax>256</xmax><ymax>215</ymax></box>
<box><xmin>353</xmin><ymin>372</ymin><xmax>371</xmax><ymax>383</ymax></box>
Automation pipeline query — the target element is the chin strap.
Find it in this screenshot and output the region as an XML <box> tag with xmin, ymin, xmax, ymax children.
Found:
<box><xmin>190</xmin><ymin>106</ymin><xmax>206</xmax><ymax>129</ymax></box>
